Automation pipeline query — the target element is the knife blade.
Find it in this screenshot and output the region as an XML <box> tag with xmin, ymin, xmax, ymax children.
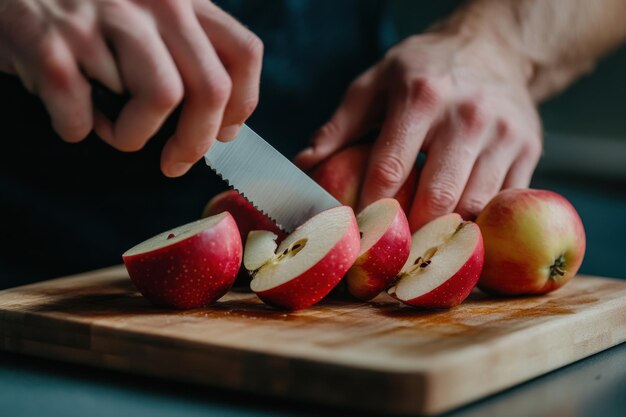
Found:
<box><xmin>204</xmin><ymin>125</ymin><xmax>341</xmax><ymax>232</ymax></box>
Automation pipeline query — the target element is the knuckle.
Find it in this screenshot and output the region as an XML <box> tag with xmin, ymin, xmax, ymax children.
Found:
<box><xmin>37</xmin><ymin>43</ymin><xmax>73</xmax><ymax>91</ymax></box>
<box><xmin>495</xmin><ymin>118</ymin><xmax>512</xmax><ymax>140</ymax></box>
<box><xmin>456</xmin><ymin>100</ymin><xmax>487</xmax><ymax>135</ymax></box>
<box><xmin>422</xmin><ymin>187</ymin><xmax>458</xmax><ymax>214</ymax></box>
<box><xmin>525</xmin><ymin>139</ymin><xmax>543</xmax><ymax>161</ymax></box>
<box><xmin>404</xmin><ymin>77</ymin><xmax>441</xmax><ymax>112</ymax></box>
<box><xmin>241</xmin><ymin>31</ymin><xmax>264</xmax><ymax>63</ymax></box>
<box><xmin>149</xmin><ymin>78</ymin><xmax>184</xmax><ymax>111</ymax></box>
<box><xmin>200</xmin><ymin>71</ymin><xmax>231</xmax><ymax>105</ymax></box>
<box><xmin>239</xmin><ymin>96</ymin><xmax>259</xmax><ymax>119</ymax></box>
<box><xmin>371</xmin><ymin>155</ymin><xmax>407</xmax><ymax>188</ymax></box>
<box><xmin>317</xmin><ymin>119</ymin><xmax>341</xmax><ymax>141</ymax></box>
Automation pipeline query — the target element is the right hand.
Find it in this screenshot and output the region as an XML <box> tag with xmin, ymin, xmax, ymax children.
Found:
<box><xmin>0</xmin><ymin>0</ymin><xmax>263</xmax><ymax>177</ymax></box>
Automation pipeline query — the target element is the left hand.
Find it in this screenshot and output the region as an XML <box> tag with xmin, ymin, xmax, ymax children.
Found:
<box><xmin>295</xmin><ymin>31</ymin><xmax>542</xmax><ymax>231</ymax></box>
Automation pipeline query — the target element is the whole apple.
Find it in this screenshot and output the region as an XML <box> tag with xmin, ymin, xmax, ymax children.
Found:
<box><xmin>476</xmin><ymin>189</ymin><xmax>586</xmax><ymax>295</ymax></box>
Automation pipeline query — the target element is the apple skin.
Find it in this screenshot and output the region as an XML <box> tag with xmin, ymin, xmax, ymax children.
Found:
<box><xmin>310</xmin><ymin>144</ymin><xmax>418</xmax><ymax>213</ymax></box>
<box><xmin>346</xmin><ymin>200</ymin><xmax>412</xmax><ymax>300</ymax></box>
<box><xmin>476</xmin><ymin>189</ymin><xmax>586</xmax><ymax>295</ymax></box>
<box><xmin>203</xmin><ymin>190</ymin><xmax>286</xmax><ymax>288</ymax></box>
<box><xmin>255</xmin><ymin>212</ymin><xmax>361</xmax><ymax>310</ymax></box>
<box><xmin>203</xmin><ymin>190</ymin><xmax>285</xmax><ymax>241</ymax></box>
<box><xmin>394</xmin><ymin>226</ymin><xmax>484</xmax><ymax>309</ymax></box>
<box><xmin>123</xmin><ymin>213</ymin><xmax>242</xmax><ymax>309</ymax></box>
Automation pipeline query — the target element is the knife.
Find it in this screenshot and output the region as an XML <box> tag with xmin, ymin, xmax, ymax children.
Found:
<box><xmin>91</xmin><ymin>81</ymin><xmax>341</xmax><ymax>232</ymax></box>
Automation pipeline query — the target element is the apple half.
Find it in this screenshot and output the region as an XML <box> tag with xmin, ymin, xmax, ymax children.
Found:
<box><xmin>123</xmin><ymin>212</ymin><xmax>242</xmax><ymax>309</ymax></box>
<box><xmin>202</xmin><ymin>190</ymin><xmax>286</xmax><ymax>288</ymax></box>
<box><xmin>388</xmin><ymin>213</ymin><xmax>484</xmax><ymax>309</ymax></box>
<box><xmin>244</xmin><ymin>206</ymin><xmax>360</xmax><ymax>310</ymax></box>
<box><xmin>345</xmin><ymin>198</ymin><xmax>412</xmax><ymax>300</ymax></box>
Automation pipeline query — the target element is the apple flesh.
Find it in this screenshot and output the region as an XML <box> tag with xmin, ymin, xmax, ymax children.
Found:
<box><xmin>245</xmin><ymin>206</ymin><xmax>360</xmax><ymax>310</ymax></box>
<box><xmin>123</xmin><ymin>212</ymin><xmax>242</xmax><ymax>309</ymax></box>
<box><xmin>310</xmin><ymin>144</ymin><xmax>418</xmax><ymax>214</ymax></box>
<box><xmin>345</xmin><ymin>198</ymin><xmax>412</xmax><ymax>300</ymax></box>
<box><xmin>388</xmin><ymin>213</ymin><xmax>484</xmax><ymax>309</ymax></box>
<box><xmin>476</xmin><ymin>189</ymin><xmax>586</xmax><ymax>295</ymax></box>
<box><xmin>203</xmin><ymin>190</ymin><xmax>286</xmax><ymax>288</ymax></box>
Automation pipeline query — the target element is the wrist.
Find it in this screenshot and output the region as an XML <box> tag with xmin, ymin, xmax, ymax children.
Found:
<box><xmin>429</xmin><ymin>0</ymin><xmax>535</xmax><ymax>94</ymax></box>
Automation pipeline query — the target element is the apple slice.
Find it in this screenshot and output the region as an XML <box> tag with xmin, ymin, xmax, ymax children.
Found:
<box><xmin>203</xmin><ymin>190</ymin><xmax>286</xmax><ymax>289</ymax></box>
<box><xmin>245</xmin><ymin>206</ymin><xmax>360</xmax><ymax>310</ymax></box>
<box><xmin>123</xmin><ymin>212</ymin><xmax>242</xmax><ymax>309</ymax></box>
<box><xmin>346</xmin><ymin>198</ymin><xmax>411</xmax><ymax>300</ymax></box>
<box><xmin>244</xmin><ymin>231</ymin><xmax>278</xmax><ymax>271</ymax></box>
<box><xmin>388</xmin><ymin>213</ymin><xmax>484</xmax><ymax>309</ymax></box>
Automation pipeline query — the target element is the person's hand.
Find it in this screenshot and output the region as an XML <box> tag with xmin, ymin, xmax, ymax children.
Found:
<box><xmin>0</xmin><ymin>0</ymin><xmax>263</xmax><ymax>177</ymax></box>
<box><xmin>295</xmin><ymin>31</ymin><xmax>542</xmax><ymax>231</ymax></box>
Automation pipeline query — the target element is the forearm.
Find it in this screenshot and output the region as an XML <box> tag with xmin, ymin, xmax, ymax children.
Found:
<box><xmin>436</xmin><ymin>0</ymin><xmax>626</xmax><ymax>101</ymax></box>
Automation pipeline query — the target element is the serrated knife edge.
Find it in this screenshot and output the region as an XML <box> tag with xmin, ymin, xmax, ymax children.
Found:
<box><xmin>204</xmin><ymin>124</ymin><xmax>341</xmax><ymax>232</ymax></box>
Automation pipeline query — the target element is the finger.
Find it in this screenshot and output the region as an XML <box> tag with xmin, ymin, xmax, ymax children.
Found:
<box><xmin>98</xmin><ymin>3</ymin><xmax>183</xmax><ymax>152</ymax></box>
<box><xmin>408</xmin><ymin>103</ymin><xmax>487</xmax><ymax>231</ymax></box>
<box><xmin>193</xmin><ymin>0</ymin><xmax>263</xmax><ymax>141</ymax></box>
<box><xmin>455</xmin><ymin>126</ymin><xmax>520</xmax><ymax>219</ymax></box>
<box><xmin>358</xmin><ymin>78</ymin><xmax>440</xmax><ymax>210</ymax></box>
<box><xmin>56</xmin><ymin>4</ymin><xmax>124</xmax><ymax>93</ymax></box>
<box><xmin>155</xmin><ymin>1</ymin><xmax>232</xmax><ymax>177</ymax></box>
<box><xmin>30</xmin><ymin>35</ymin><xmax>93</xmax><ymax>142</ymax></box>
<box><xmin>502</xmin><ymin>141</ymin><xmax>543</xmax><ymax>189</ymax></box>
<box><xmin>293</xmin><ymin>67</ymin><xmax>382</xmax><ymax>171</ymax></box>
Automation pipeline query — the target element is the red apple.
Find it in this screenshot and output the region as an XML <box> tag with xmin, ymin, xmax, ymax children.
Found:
<box><xmin>476</xmin><ymin>189</ymin><xmax>586</xmax><ymax>295</ymax></box>
<box><xmin>203</xmin><ymin>190</ymin><xmax>286</xmax><ymax>288</ymax></box>
<box><xmin>123</xmin><ymin>212</ymin><xmax>242</xmax><ymax>309</ymax></box>
<box><xmin>346</xmin><ymin>198</ymin><xmax>412</xmax><ymax>300</ymax></box>
<box><xmin>203</xmin><ymin>190</ymin><xmax>285</xmax><ymax>241</ymax></box>
<box><xmin>310</xmin><ymin>144</ymin><xmax>418</xmax><ymax>213</ymax></box>
<box><xmin>388</xmin><ymin>213</ymin><xmax>484</xmax><ymax>309</ymax></box>
<box><xmin>244</xmin><ymin>206</ymin><xmax>360</xmax><ymax>310</ymax></box>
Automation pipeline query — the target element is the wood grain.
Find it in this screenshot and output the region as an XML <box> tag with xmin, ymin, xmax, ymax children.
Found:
<box><xmin>1</xmin><ymin>265</ymin><xmax>625</xmax><ymax>415</ymax></box>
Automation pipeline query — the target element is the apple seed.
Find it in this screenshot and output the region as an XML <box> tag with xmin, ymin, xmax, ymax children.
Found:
<box><xmin>167</xmin><ymin>233</ymin><xmax>176</xmax><ymax>240</ymax></box>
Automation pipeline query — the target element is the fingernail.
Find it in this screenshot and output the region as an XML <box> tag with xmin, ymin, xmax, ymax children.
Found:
<box><xmin>217</xmin><ymin>124</ymin><xmax>240</xmax><ymax>141</ymax></box>
<box><xmin>167</xmin><ymin>162</ymin><xmax>191</xmax><ymax>177</ymax></box>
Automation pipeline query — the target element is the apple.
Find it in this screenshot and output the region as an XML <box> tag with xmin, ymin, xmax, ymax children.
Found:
<box><xmin>476</xmin><ymin>189</ymin><xmax>586</xmax><ymax>295</ymax></box>
<box><xmin>244</xmin><ymin>206</ymin><xmax>360</xmax><ymax>310</ymax></box>
<box><xmin>345</xmin><ymin>198</ymin><xmax>412</xmax><ymax>300</ymax></box>
<box><xmin>388</xmin><ymin>213</ymin><xmax>484</xmax><ymax>309</ymax></box>
<box><xmin>203</xmin><ymin>190</ymin><xmax>286</xmax><ymax>288</ymax></box>
<box><xmin>123</xmin><ymin>212</ymin><xmax>242</xmax><ymax>309</ymax></box>
<box><xmin>202</xmin><ymin>190</ymin><xmax>285</xmax><ymax>241</ymax></box>
<box><xmin>310</xmin><ymin>144</ymin><xmax>418</xmax><ymax>213</ymax></box>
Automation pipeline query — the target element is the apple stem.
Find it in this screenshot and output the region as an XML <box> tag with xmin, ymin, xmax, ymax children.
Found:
<box><xmin>549</xmin><ymin>254</ymin><xmax>567</xmax><ymax>279</ymax></box>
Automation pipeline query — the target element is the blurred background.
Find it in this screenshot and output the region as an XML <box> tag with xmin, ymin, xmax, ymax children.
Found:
<box><xmin>0</xmin><ymin>0</ymin><xmax>624</xmax><ymax>288</ymax></box>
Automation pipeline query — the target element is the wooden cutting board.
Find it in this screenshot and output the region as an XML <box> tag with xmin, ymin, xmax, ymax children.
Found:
<box><xmin>1</xmin><ymin>266</ymin><xmax>625</xmax><ymax>415</ymax></box>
